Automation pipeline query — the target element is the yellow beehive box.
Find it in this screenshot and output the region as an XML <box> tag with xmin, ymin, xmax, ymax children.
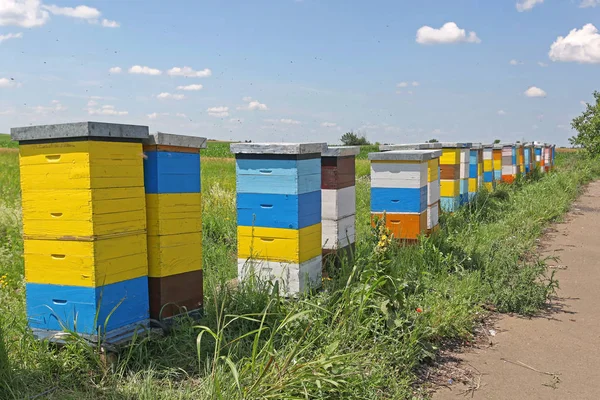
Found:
<box><xmin>146</xmin><ymin>193</ymin><xmax>202</xmax><ymax>236</ymax></box>
<box><xmin>147</xmin><ymin>232</ymin><xmax>203</xmax><ymax>278</ymax></box>
<box><xmin>440</xmin><ymin>179</ymin><xmax>460</xmax><ymax>197</ymax></box>
<box><xmin>440</xmin><ymin>148</ymin><xmax>461</xmax><ymax>165</ymax></box>
<box><xmin>427</xmin><ymin>158</ymin><xmax>439</xmax><ymax>182</ymax></box>
<box><xmin>238</xmin><ymin>224</ymin><xmax>322</xmax><ymax>264</ymax></box>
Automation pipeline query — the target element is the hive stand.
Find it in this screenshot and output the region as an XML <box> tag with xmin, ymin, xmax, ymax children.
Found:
<box><xmin>482</xmin><ymin>144</ymin><xmax>495</xmax><ymax>191</ymax></box>
<box><xmin>501</xmin><ymin>143</ymin><xmax>517</xmax><ymax>183</ymax></box>
<box><xmin>142</xmin><ymin>133</ymin><xmax>207</xmax><ymax>322</ymax></box>
<box><xmin>231</xmin><ymin>142</ymin><xmax>327</xmax><ymax>295</ymax></box>
<box><xmin>438</xmin><ymin>142</ymin><xmax>471</xmax><ymax>212</ymax></box>
<box><xmin>321</xmin><ymin>146</ymin><xmax>360</xmax><ymax>264</ymax></box>
<box><xmin>11</xmin><ymin>122</ymin><xmax>151</xmax><ymax>346</ymax></box>
<box><xmin>369</xmin><ymin>150</ymin><xmax>442</xmax><ymax>240</ymax></box>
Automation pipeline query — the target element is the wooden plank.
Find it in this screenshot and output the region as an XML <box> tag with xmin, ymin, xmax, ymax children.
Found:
<box><xmin>468</xmin><ymin>178</ymin><xmax>477</xmax><ymax>193</ymax></box>
<box><xmin>427</xmin><ymin>159</ymin><xmax>439</xmax><ymax>182</ymax></box>
<box><xmin>440</xmin><ymin>149</ymin><xmax>461</xmax><ymax>165</ymax></box>
<box><xmin>370</xmin><ymin>187</ymin><xmax>428</xmax><ymax>213</ymax></box>
<box><xmin>427</xmin><ymin>201</ymin><xmax>440</xmax><ymax>229</ymax></box>
<box><xmin>148</xmin><ymin>270</ymin><xmax>203</xmax><ymax>319</ymax></box>
<box><xmin>440</xmin><ymin>179</ymin><xmax>460</xmax><ymax>197</ymax></box>
<box><xmin>322</xmin><ymin>215</ymin><xmax>356</xmax><ymax>249</ymax></box>
<box><xmin>237</xmin><ymin>224</ymin><xmax>321</xmax><ymax>263</ymax></box>
<box><xmin>236</xmin><ymin>173</ymin><xmax>321</xmax><ymax>195</ymax></box>
<box><xmin>440</xmin><ymin>164</ymin><xmax>460</xmax><ymax>180</ymax></box>
<box><xmin>370</xmin><ymin>211</ymin><xmax>427</xmax><ymax>240</ymax></box>
<box><xmin>146</xmin><ymin>193</ymin><xmax>202</xmax><ymax>236</ymax></box>
<box><xmin>237</xmin><ymin>191</ymin><xmax>321</xmax><ymax>229</ymax></box>
<box><xmin>236</xmin><ymin>158</ymin><xmax>320</xmax><ymax>176</ymax></box>
<box><xmin>370</xmin><ymin>162</ymin><xmax>428</xmax><ymax>188</ymax></box>
<box><xmin>427</xmin><ymin>179</ymin><xmax>440</xmax><ymax>205</ymax></box>
<box><xmin>147</xmin><ymin>232</ymin><xmax>202</xmax><ymax>277</ymax></box>
<box><xmin>24</xmin><ymin>234</ymin><xmax>147</xmax><ymax>287</ymax></box>
<box><xmin>26</xmin><ymin>276</ymin><xmax>149</xmax><ymax>335</ymax></box>
<box><xmin>322</xmin><ymin>186</ymin><xmax>356</xmax><ymax>220</ymax></box>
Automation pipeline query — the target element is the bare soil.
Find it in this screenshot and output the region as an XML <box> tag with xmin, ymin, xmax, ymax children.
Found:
<box><xmin>431</xmin><ymin>180</ymin><xmax>600</xmax><ymax>400</ymax></box>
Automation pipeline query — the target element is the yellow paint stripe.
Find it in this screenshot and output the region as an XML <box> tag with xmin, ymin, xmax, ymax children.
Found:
<box><xmin>146</xmin><ymin>193</ymin><xmax>202</xmax><ymax>236</ymax></box>
<box><xmin>440</xmin><ymin>149</ymin><xmax>460</xmax><ymax>165</ymax></box>
<box><xmin>427</xmin><ymin>159</ymin><xmax>439</xmax><ymax>182</ymax></box>
<box><xmin>440</xmin><ymin>179</ymin><xmax>460</xmax><ymax>197</ymax></box>
<box><xmin>468</xmin><ymin>178</ymin><xmax>477</xmax><ymax>192</ymax></box>
<box><xmin>148</xmin><ymin>232</ymin><xmax>202</xmax><ymax>277</ymax></box>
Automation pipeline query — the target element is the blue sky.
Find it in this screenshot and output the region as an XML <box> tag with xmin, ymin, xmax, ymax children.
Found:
<box><xmin>1</xmin><ymin>0</ymin><xmax>600</xmax><ymax>145</ymax></box>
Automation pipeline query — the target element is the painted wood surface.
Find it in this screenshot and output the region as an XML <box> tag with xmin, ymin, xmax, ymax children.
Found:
<box><xmin>146</xmin><ymin>193</ymin><xmax>202</xmax><ymax>236</ymax></box>
<box><xmin>483</xmin><ymin>159</ymin><xmax>493</xmax><ymax>171</ymax></box>
<box><xmin>370</xmin><ymin>161</ymin><xmax>428</xmax><ymax>188</ymax></box>
<box><xmin>236</xmin><ymin>173</ymin><xmax>321</xmax><ymax>195</ymax></box>
<box><xmin>441</xmin><ymin>196</ymin><xmax>460</xmax><ymax>212</ymax></box>
<box><xmin>370</xmin><ymin>187</ymin><xmax>428</xmax><ymax>213</ymax></box>
<box><xmin>321</xmin><ymin>156</ymin><xmax>356</xmax><ymax>190</ymax></box>
<box><xmin>237</xmin><ymin>191</ymin><xmax>321</xmax><ymax>229</ymax></box>
<box><xmin>440</xmin><ymin>149</ymin><xmax>461</xmax><ymax>165</ymax></box>
<box><xmin>147</xmin><ymin>232</ymin><xmax>202</xmax><ymax>278</ymax></box>
<box><xmin>322</xmin><ymin>186</ymin><xmax>356</xmax><ymax>220</ymax></box>
<box><xmin>427</xmin><ymin>201</ymin><xmax>440</xmax><ymax>229</ymax></box>
<box><xmin>440</xmin><ymin>164</ymin><xmax>460</xmax><ymax>180</ymax></box>
<box><xmin>440</xmin><ymin>179</ymin><xmax>460</xmax><ymax>197</ymax></box>
<box><xmin>322</xmin><ymin>215</ymin><xmax>356</xmax><ymax>249</ymax></box>
<box><xmin>143</xmin><ymin>151</ymin><xmax>201</xmax><ymax>194</ymax></box>
<box><xmin>427</xmin><ymin>159</ymin><xmax>439</xmax><ymax>182</ymax></box>
<box><xmin>19</xmin><ymin>141</ymin><xmax>144</xmax><ymax>191</ymax></box>
<box><xmin>469</xmin><ymin>164</ymin><xmax>478</xmax><ymax>178</ymax></box>
<box><xmin>148</xmin><ymin>269</ymin><xmax>203</xmax><ymax>319</ymax></box>
<box><xmin>237</xmin><ymin>224</ymin><xmax>322</xmax><ymax>263</ymax></box>
<box><xmin>460</xmin><ymin>162</ymin><xmax>469</xmax><ymax>180</ymax></box>
<box><xmin>468</xmin><ymin>178</ymin><xmax>477</xmax><ymax>193</ymax></box>
<box><xmin>22</xmin><ymin>187</ymin><xmax>146</xmax><ymax>240</ymax></box>
<box><xmin>483</xmin><ymin>171</ymin><xmax>493</xmax><ymax>182</ymax></box>
<box><xmin>237</xmin><ymin>255</ymin><xmax>322</xmax><ymax>295</ymax></box>
<box><xmin>371</xmin><ymin>211</ymin><xmax>428</xmax><ymax>240</ymax></box>
<box><xmin>26</xmin><ymin>276</ymin><xmax>149</xmax><ymax>334</ymax></box>
<box><xmin>24</xmin><ymin>234</ymin><xmax>147</xmax><ymax>287</ymax></box>
<box><xmin>427</xmin><ymin>180</ymin><xmax>441</xmax><ymax>205</ymax></box>
<box><xmin>237</xmin><ymin>157</ymin><xmax>320</xmax><ymax>176</ymax></box>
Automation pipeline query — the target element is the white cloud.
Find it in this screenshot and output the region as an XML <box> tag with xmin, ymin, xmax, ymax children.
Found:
<box><xmin>516</xmin><ymin>0</ymin><xmax>544</xmax><ymax>12</ymax></box>
<box><xmin>88</xmin><ymin>104</ymin><xmax>128</xmax><ymax>116</ymax></box>
<box><xmin>129</xmin><ymin>65</ymin><xmax>162</xmax><ymax>75</ymax></box>
<box><xmin>0</xmin><ymin>77</ymin><xmax>18</xmax><ymax>88</ymax></box>
<box><xmin>412</xmin><ymin>81</ymin><xmax>420</xmax><ymax>87</ymax></box>
<box><xmin>32</xmin><ymin>100</ymin><xmax>66</xmax><ymax>114</ymax></box>
<box><xmin>0</xmin><ymin>0</ymin><xmax>50</xmax><ymax>27</ymax></box>
<box><xmin>549</xmin><ymin>24</ymin><xmax>600</xmax><ymax>64</ymax></box>
<box><xmin>42</xmin><ymin>4</ymin><xmax>100</xmax><ymax>19</ymax></box>
<box><xmin>175</xmin><ymin>113</ymin><xmax>187</xmax><ymax>118</ymax></box>
<box><xmin>207</xmin><ymin>106</ymin><xmax>229</xmax><ymax>117</ymax></box>
<box><xmin>167</xmin><ymin>66</ymin><xmax>212</xmax><ymax>77</ymax></box>
<box><xmin>101</xmin><ymin>18</ymin><xmax>119</xmax><ymax>28</ymax></box>
<box><xmin>509</xmin><ymin>59</ymin><xmax>523</xmax><ymax>65</ymax></box>
<box><xmin>108</xmin><ymin>66</ymin><xmax>122</xmax><ymax>74</ymax></box>
<box><xmin>147</xmin><ymin>112</ymin><xmax>158</xmax><ymax>119</ymax></box>
<box><xmin>498</xmin><ymin>110</ymin><xmax>507</xmax><ymax>115</ymax></box>
<box><xmin>176</xmin><ymin>84</ymin><xmax>203</xmax><ymax>91</ymax></box>
<box><xmin>0</xmin><ymin>32</ymin><xmax>22</xmax><ymax>43</ymax></box>
<box><xmin>156</xmin><ymin>92</ymin><xmax>185</xmax><ymax>100</ymax></box>
<box><xmin>321</xmin><ymin>122</ymin><xmax>337</xmax><ymax>128</ymax></box>
<box><xmin>538</xmin><ymin>61</ymin><xmax>548</xmax><ymax>67</ymax></box>
<box><xmin>416</xmin><ymin>22</ymin><xmax>481</xmax><ymax>45</ymax></box>
<box><xmin>237</xmin><ymin>97</ymin><xmax>268</xmax><ymax>111</ymax></box>
<box><xmin>524</xmin><ymin>86</ymin><xmax>547</xmax><ymax>97</ymax></box>
<box><xmin>280</xmin><ymin>118</ymin><xmax>300</xmax><ymax>125</ymax></box>
<box><xmin>580</xmin><ymin>0</ymin><xmax>600</xmax><ymax>7</ymax></box>
<box><xmin>397</xmin><ymin>82</ymin><xmax>408</xmax><ymax>88</ymax></box>
<box><xmin>87</xmin><ymin>99</ymin><xmax>98</xmax><ymax>107</ymax></box>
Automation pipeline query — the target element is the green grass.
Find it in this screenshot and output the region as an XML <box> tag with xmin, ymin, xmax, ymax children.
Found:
<box><xmin>0</xmin><ymin>134</ymin><xmax>18</xmax><ymax>149</ymax></box>
<box><xmin>0</xmin><ymin>150</ymin><xmax>598</xmax><ymax>399</ymax></box>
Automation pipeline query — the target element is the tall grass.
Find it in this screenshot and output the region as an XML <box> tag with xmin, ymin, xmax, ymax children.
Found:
<box><xmin>0</xmin><ymin>151</ymin><xmax>598</xmax><ymax>398</ymax></box>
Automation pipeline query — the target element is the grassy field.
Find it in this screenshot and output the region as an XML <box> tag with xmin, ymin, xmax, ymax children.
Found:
<box><xmin>0</xmin><ymin>143</ymin><xmax>598</xmax><ymax>398</ymax></box>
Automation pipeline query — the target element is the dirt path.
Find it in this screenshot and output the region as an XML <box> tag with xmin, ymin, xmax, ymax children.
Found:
<box><xmin>433</xmin><ymin>180</ymin><xmax>600</xmax><ymax>400</ymax></box>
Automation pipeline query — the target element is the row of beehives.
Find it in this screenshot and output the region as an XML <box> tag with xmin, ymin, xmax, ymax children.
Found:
<box><xmin>10</xmin><ymin>122</ymin><xmax>555</xmax><ymax>346</ymax></box>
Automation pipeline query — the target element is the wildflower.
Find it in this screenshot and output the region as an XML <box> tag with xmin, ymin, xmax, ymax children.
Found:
<box><xmin>416</xmin><ymin>307</ymin><xmax>423</xmax><ymax>313</ymax></box>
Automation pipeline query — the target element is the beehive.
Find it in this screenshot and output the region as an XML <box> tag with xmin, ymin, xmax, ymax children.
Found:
<box><xmin>12</xmin><ymin>122</ymin><xmax>150</xmax><ymax>344</ymax></box>
<box><xmin>482</xmin><ymin>144</ymin><xmax>495</xmax><ymax>191</ymax></box>
<box><xmin>493</xmin><ymin>144</ymin><xmax>502</xmax><ymax>183</ymax></box>
<box><xmin>516</xmin><ymin>143</ymin><xmax>525</xmax><ymax>177</ymax></box>
<box><xmin>143</xmin><ymin>133</ymin><xmax>206</xmax><ymax>320</ymax></box>
<box><xmin>523</xmin><ymin>143</ymin><xmax>532</xmax><ymax>175</ymax></box>
<box><xmin>551</xmin><ymin>144</ymin><xmax>556</xmax><ymax>171</ymax></box>
<box><xmin>469</xmin><ymin>143</ymin><xmax>482</xmax><ymax>200</ymax></box>
<box><xmin>534</xmin><ymin>142</ymin><xmax>543</xmax><ymax>172</ymax></box>
<box><xmin>369</xmin><ymin>150</ymin><xmax>442</xmax><ymax>240</ymax></box>
<box><xmin>544</xmin><ymin>143</ymin><xmax>552</xmax><ymax>173</ymax></box>
<box><xmin>501</xmin><ymin>143</ymin><xmax>517</xmax><ymax>183</ymax></box>
<box><xmin>321</xmin><ymin>146</ymin><xmax>359</xmax><ymax>262</ymax></box>
<box><xmin>380</xmin><ymin>143</ymin><xmax>442</xmax><ymax>231</ymax></box>
<box><xmin>438</xmin><ymin>142</ymin><xmax>470</xmax><ymax>211</ymax></box>
<box><xmin>232</xmin><ymin>142</ymin><xmax>326</xmax><ymax>295</ymax></box>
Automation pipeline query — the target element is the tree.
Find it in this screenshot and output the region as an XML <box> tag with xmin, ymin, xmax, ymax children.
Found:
<box><xmin>570</xmin><ymin>91</ymin><xmax>600</xmax><ymax>155</ymax></box>
<box><xmin>428</xmin><ymin>138</ymin><xmax>439</xmax><ymax>143</ymax></box>
<box><xmin>340</xmin><ymin>131</ymin><xmax>370</xmax><ymax>146</ymax></box>
<box><xmin>493</xmin><ymin>139</ymin><xmax>501</xmax><ymax>144</ymax></box>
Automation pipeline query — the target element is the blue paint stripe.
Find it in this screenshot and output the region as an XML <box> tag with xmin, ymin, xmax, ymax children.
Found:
<box><xmin>493</xmin><ymin>170</ymin><xmax>502</xmax><ymax>180</ymax></box>
<box><xmin>144</xmin><ymin>152</ymin><xmax>201</xmax><ymax>194</ymax></box>
<box><xmin>441</xmin><ymin>196</ymin><xmax>460</xmax><ymax>212</ymax></box>
<box><xmin>469</xmin><ymin>151</ymin><xmax>478</xmax><ymax>164</ymax></box>
<box><xmin>535</xmin><ymin>148</ymin><xmax>542</xmax><ymax>156</ymax></box>
<box><xmin>469</xmin><ymin>164</ymin><xmax>478</xmax><ymax>178</ymax></box>
<box><xmin>236</xmin><ymin>158</ymin><xmax>320</xmax><ymax>176</ymax></box>
<box><xmin>26</xmin><ymin>277</ymin><xmax>149</xmax><ymax>335</ymax></box>
<box><xmin>236</xmin><ymin>173</ymin><xmax>321</xmax><ymax>195</ymax></box>
<box><xmin>371</xmin><ymin>186</ymin><xmax>427</xmax><ymax>213</ymax></box>
<box><xmin>237</xmin><ymin>191</ymin><xmax>321</xmax><ymax>229</ymax></box>
<box><xmin>459</xmin><ymin>193</ymin><xmax>469</xmax><ymax>205</ymax></box>
<box><xmin>460</xmin><ymin>179</ymin><xmax>469</xmax><ymax>195</ymax></box>
<box><xmin>483</xmin><ymin>171</ymin><xmax>493</xmax><ymax>182</ymax></box>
